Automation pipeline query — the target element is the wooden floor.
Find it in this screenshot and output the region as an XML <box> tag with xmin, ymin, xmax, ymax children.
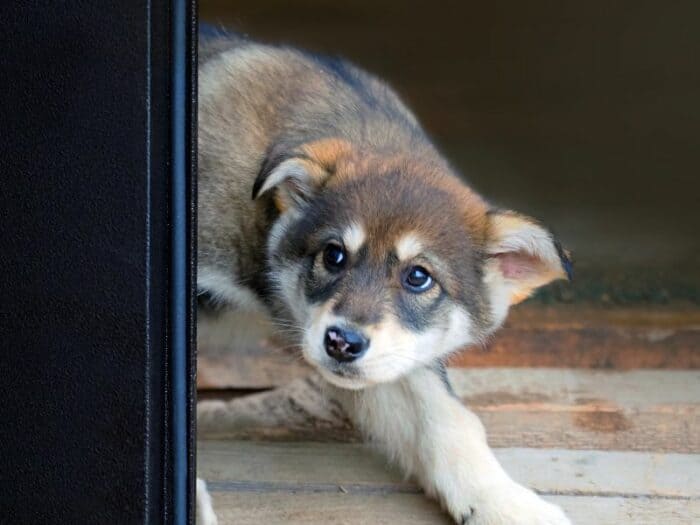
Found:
<box><xmin>197</xmin><ymin>368</ymin><xmax>700</xmax><ymax>524</ymax></box>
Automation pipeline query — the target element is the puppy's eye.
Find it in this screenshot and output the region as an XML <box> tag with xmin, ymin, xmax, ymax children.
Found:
<box><xmin>403</xmin><ymin>266</ymin><xmax>433</xmax><ymax>293</ymax></box>
<box><xmin>323</xmin><ymin>243</ymin><xmax>346</xmax><ymax>272</ymax></box>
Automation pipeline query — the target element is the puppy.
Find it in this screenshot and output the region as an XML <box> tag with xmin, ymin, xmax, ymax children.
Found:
<box><xmin>197</xmin><ymin>32</ymin><xmax>573</xmax><ymax>525</ymax></box>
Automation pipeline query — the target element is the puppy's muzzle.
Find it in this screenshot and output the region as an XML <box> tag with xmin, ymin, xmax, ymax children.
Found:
<box><xmin>324</xmin><ymin>326</ymin><xmax>369</xmax><ymax>362</ymax></box>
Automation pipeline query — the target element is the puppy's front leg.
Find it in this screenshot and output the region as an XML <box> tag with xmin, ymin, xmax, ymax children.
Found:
<box><xmin>196</xmin><ymin>478</ymin><xmax>218</xmax><ymax>525</ymax></box>
<box><xmin>333</xmin><ymin>367</ymin><xmax>571</xmax><ymax>525</ymax></box>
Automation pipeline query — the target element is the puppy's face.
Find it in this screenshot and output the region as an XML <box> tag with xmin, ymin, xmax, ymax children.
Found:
<box><xmin>257</xmin><ymin>139</ymin><xmax>571</xmax><ymax>389</ymax></box>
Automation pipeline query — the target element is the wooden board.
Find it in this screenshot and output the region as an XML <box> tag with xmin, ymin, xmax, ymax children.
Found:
<box><xmin>197</xmin><ymin>310</ymin><xmax>311</xmax><ymax>390</ymax></box>
<box><xmin>208</xmin><ymin>492</ymin><xmax>452</xmax><ymax>525</ymax></box>
<box><xmin>196</xmin><ymin>306</ymin><xmax>700</xmax><ymax>390</ymax></box>
<box><xmin>454</xmin><ymin>368</ymin><xmax>700</xmax><ymax>453</ymax></box>
<box><xmin>448</xmin><ymin>306</ymin><xmax>700</xmax><ymax>369</ymax></box>
<box><xmin>207</xmin><ymin>491</ymin><xmax>699</xmax><ymax>525</ymax></box>
<box><xmin>198</xmin><ymin>440</ymin><xmax>700</xmax><ymax>525</ymax></box>
<box><xmin>199</xmin><ymin>441</ymin><xmax>700</xmax><ymax>498</ymax></box>
<box><xmin>197</xmin><ymin>369</ymin><xmax>700</xmax><ymax>453</ymax></box>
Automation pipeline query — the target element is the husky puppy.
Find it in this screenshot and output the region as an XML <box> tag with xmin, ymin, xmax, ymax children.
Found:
<box><xmin>197</xmin><ymin>32</ymin><xmax>573</xmax><ymax>525</ymax></box>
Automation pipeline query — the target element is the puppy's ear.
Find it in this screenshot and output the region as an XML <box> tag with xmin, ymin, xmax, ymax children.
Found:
<box><xmin>483</xmin><ymin>210</ymin><xmax>572</xmax><ymax>322</ymax></box>
<box><xmin>252</xmin><ymin>138</ymin><xmax>352</xmax><ymax>211</ymax></box>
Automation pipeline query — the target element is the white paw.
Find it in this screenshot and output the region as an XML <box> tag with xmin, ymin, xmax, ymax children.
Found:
<box><xmin>454</xmin><ymin>482</ymin><xmax>571</xmax><ymax>525</ymax></box>
<box><xmin>196</xmin><ymin>478</ymin><xmax>219</xmax><ymax>525</ymax></box>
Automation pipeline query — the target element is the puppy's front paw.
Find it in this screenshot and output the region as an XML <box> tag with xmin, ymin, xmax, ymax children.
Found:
<box><xmin>196</xmin><ymin>478</ymin><xmax>219</xmax><ymax>525</ymax></box>
<box><xmin>455</xmin><ymin>482</ymin><xmax>570</xmax><ymax>525</ymax></box>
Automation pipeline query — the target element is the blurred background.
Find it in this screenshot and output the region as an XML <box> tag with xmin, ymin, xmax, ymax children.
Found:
<box><xmin>197</xmin><ymin>1</ymin><xmax>699</xmax><ymax>383</ymax></box>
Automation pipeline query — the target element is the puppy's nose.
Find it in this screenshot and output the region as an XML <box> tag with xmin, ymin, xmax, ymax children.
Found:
<box><xmin>324</xmin><ymin>326</ymin><xmax>369</xmax><ymax>362</ymax></box>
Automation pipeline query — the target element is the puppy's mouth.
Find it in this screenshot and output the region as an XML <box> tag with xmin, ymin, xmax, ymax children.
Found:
<box><xmin>304</xmin><ymin>351</ymin><xmax>371</xmax><ymax>389</ymax></box>
<box><xmin>318</xmin><ymin>365</ymin><xmax>370</xmax><ymax>390</ymax></box>
<box><xmin>327</xmin><ymin>363</ymin><xmax>361</xmax><ymax>378</ymax></box>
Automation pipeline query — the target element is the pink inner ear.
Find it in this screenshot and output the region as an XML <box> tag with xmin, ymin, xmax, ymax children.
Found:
<box><xmin>493</xmin><ymin>252</ymin><xmax>542</xmax><ymax>280</ymax></box>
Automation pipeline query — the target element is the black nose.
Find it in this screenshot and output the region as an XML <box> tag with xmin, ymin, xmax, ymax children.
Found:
<box><xmin>324</xmin><ymin>326</ymin><xmax>369</xmax><ymax>362</ymax></box>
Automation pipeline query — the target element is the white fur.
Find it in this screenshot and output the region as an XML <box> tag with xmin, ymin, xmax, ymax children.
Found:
<box><xmin>198</xmin><ymin>267</ymin><xmax>267</xmax><ymax>313</ymax></box>
<box><xmin>332</xmin><ymin>368</ymin><xmax>571</xmax><ymax>525</ymax></box>
<box><xmin>265</xmin><ymin>206</ymin><xmax>312</xmax><ymax>326</ymax></box>
<box><xmin>196</xmin><ymin>478</ymin><xmax>218</xmax><ymax>525</ymax></box>
<box><xmin>256</xmin><ymin>159</ymin><xmax>311</xmax><ymax>197</ymax></box>
<box><xmin>266</xmin><ymin>206</ymin><xmax>303</xmax><ymax>257</ymax></box>
<box><xmin>358</xmin><ymin>307</ymin><xmax>474</xmax><ymax>383</ymax></box>
<box><xmin>482</xmin><ymin>259</ymin><xmax>514</xmax><ymax>330</ymax></box>
<box><xmin>395</xmin><ymin>232</ymin><xmax>424</xmax><ymax>261</ymax></box>
<box><xmin>487</xmin><ymin>221</ymin><xmax>560</xmax><ymax>267</ymax></box>
<box><xmin>270</xmin><ymin>263</ymin><xmax>308</xmax><ymax>325</ymax></box>
<box><xmin>342</xmin><ymin>222</ymin><xmax>366</xmax><ymax>253</ymax></box>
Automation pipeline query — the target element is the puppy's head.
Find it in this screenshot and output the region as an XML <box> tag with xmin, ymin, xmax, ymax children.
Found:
<box><xmin>255</xmin><ymin>138</ymin><xmax>571</xmax><ymax>389</ymax></box>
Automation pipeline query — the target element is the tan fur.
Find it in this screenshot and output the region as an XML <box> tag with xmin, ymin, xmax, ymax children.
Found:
<box><xmin>342</xmin><ymin>222</ymin><xmax>366</xmax><ymax>254</ymax></box>
<box><xmin>395</xmin><ymin>232</ymin><xmax>425</xmax><ymax>261</ymax></box>
<box><xmin>301</xmin><ymin>138</ymin><xmax>355</xmax><ymax>172</ymax></box>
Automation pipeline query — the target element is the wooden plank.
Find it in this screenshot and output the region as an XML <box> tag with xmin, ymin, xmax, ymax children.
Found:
<box><xmin>208</xmin><ymin>492</ymin><xmax>452</xmax><ymax>525</ymax></box>
<box><xmin>197</xmin><ymin>310</ymin><xmax>311</xmax><ymax>390</ymax></box>
<box><xmin>477</xmin><ymin>410</ymin><xmax>698</xmax><ymax>454</ymax></box>
<box><xmin>496</xmin><ymin>448</ymin><xmax>699</xmax><ymax>499</ymax></box>
<box><xmin>449</xmin><ymin>368</ymin><xmax>700</xmax><ymax>407</ymax></box>
<box><xmin>198</xmin><ymin>441</ymin><xmax>700</xmax><ymax>499</ymax></box>
<box><xmin>207</xmin><ymin>489</ymin><xmax>699</xmax><ymax>525</ymax></box>
<box><xmin>196</xmin><ymin>307</ymin><xmax>700</xmax><ymax>390</ymax></box>
<box><xmin>455</xmin><ymin>368</ymin><xmax>700</xmax><ymax>453</ymax></box>
<box><xmin>197</xmin><ymin>370</ymin><xmax>700</xmax><ymax>452</ymax></box>
<box><xmin>449</xmin><ymin>306</ymin><xmax>700</xmax><ymax>369</ymax></box>
<box><xmin>553</xmin><ymin>496</ymin><xmax>699</xmax><ymax>525</ymax></box>
<box><xmin>199</xmin><ymin>441</ymin><xmax>405</xmax><ymax>487</ymax></box>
